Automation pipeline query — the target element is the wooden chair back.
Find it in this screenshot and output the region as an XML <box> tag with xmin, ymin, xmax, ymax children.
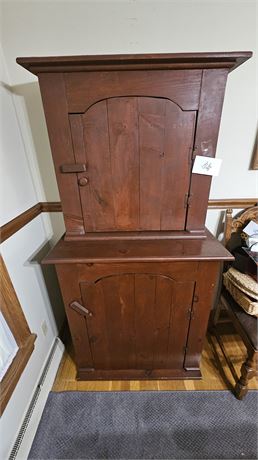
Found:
<box><xmin>224</xmin><ymin>206</ymin><xmax>258</xmax><ymax>250</ymax></box>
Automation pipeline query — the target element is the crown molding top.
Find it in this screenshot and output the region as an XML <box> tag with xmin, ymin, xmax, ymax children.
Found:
<box><xmin>16</xmin><ymin>51</ymin><xmax>252</xmax><ymax>75</ymax></box>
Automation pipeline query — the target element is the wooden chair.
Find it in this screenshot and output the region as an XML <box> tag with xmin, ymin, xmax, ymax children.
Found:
<box><xmin>210</xmin><ymin>206</ymin><xmax>258</xmax><ymax>399</ymax></box>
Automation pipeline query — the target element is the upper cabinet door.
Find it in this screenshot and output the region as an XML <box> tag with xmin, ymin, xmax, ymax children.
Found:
<box><xmin>70</xmin><ymin>96</ymin><xmax>196</xmax><ymax>232</ymax></box>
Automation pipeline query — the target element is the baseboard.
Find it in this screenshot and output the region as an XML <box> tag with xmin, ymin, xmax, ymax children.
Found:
<box><xmin>9</xmin><ymin>337</ymin><xmax>65</xmax><ymax>460</ymax></box>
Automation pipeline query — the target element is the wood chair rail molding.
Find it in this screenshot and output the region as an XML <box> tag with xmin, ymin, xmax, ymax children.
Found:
<box><xmin>0</xmin><ymin>256</ymin><xmax>37</xmax><ymax>414</ymax></box>
<box><xmin>0</xmin><ymin>199</ymin><xmax>257</xmax><ymax>244</ymax></box>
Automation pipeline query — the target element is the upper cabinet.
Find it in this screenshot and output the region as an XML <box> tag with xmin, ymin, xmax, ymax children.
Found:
<box><xmin>17</xmin><ymin>52</ymin><xmax>252</xmax><ymax>238</ymax></box>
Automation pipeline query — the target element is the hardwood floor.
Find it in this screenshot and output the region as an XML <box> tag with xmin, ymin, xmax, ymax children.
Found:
<box><xmin>53</xmin><ymin>329</ymin><xmax>258</xmax><ymax>392</ymax></box>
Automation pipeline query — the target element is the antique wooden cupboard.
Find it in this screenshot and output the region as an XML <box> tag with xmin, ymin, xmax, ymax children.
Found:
<box><xmin>17</xmin><ymin>52</ymin><xmax>251</xmax><ymax>380</ymax></box>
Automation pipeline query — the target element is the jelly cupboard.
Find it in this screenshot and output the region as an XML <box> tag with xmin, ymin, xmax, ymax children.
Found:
<box><xmin>17</xmin><ymin>52</ymin><xmax>251</xmax><ymax>379</ymax></box>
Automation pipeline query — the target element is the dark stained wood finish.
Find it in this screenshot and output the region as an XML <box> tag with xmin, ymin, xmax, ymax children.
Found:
<box><xmin>43</xmin><ymin>231</ymin><xmax>233</xmax><ymax>264</ymax></box>
<box><xmin>55</xmin><ymin>265</ymin><xmax>92</xmax><ymax>370</ymax></box>
<box><xmin>17</xmin><ymin>52</ymin><xmax>252</xmax><ymax>75</ymax></box>
<box><xmin>55</xmin><ymin>258</ymin><xmax>219</xmax><ymax>380</ymax></box>
<box><xmin>80</xmin><ymin>273</ymin><xmax>194</xmax><ymax>371</ymax></box>
<box><xmin>38</xmin><ymin>73</ymin><xmax>84</xmax><ymax>236</ymax></box>
<box><xmin>70</xmin><ymin>96</ymin><xmax>196</xmax><ymax>232</ymax></box>
<box><xmin>40</xmin><ymin>201</ymin><xmax>62</xmax><ymax>212</ymax></box>
<box><xmin>186</xmin><ymin>69</ymin><xmax>229</xmax><ymax>232</ymax></box>
<box><xmin>16</xmin><ymin>52</ymin><xmax>252</xmax><ymax>237</ymax></box>
<box><xmin>16</xmin><ymin>52</ymin><xmax>251</xmax><ymax>380</ymax></box>
<box><xmin>64</xmin><ymin>70</ymin><xmax>201</xmax><ymax>112</ymax></box>
<box><xmin>184</xmin><ymin>261</ymin><xmax>220</xmax><ymax>370</ymax></box>
<box><xmin>105</xmin><ymin>97</ymin><xmax>139</xmax><ymax>230</ymax></box>
<box><xmin>77</xmin><ymin>368</ymin><xmax>201</xmax><ymax>380</ymax></box>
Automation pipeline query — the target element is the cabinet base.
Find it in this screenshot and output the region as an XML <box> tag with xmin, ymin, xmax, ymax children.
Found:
<box><xmin>77</xmin><ymin>368</ymin><xmax>202</xmax><ymax>380</ymax></box>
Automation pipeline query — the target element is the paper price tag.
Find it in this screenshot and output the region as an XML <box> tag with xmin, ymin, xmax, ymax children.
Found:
<box><xmin>192</xmin><ymin>155</ymin><xmax>222</xmax><ymax>176</ymax></box>
<box><xmin>243</xmin><ymin>220</ymin><xmax>258</xmax><ymax>236</ymax></box>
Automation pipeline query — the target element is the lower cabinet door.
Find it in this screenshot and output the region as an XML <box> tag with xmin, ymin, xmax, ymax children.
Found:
<box><xmin>80</xmin><ymin>272</ymin><xmax>195</xmax><ymax>371</ymax></box>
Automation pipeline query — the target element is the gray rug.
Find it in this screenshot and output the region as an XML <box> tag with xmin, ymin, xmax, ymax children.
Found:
<box><xmin>29</xmin><ymin>390</ymin><xmax>257</xmax><ymax>459</ymax></box>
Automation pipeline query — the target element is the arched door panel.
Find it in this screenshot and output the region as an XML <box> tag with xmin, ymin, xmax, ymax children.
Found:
<box><xmin>70</xmin><ymin>96</ymin><xmax>196</xmax><ymax>232</ymax></box>
<box><xmin>80</xmin><ymin>273</ymin><xmax>195</xmax><ymax>370</ymax></box>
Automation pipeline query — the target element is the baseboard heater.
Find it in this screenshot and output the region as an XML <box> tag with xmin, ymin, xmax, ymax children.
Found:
<box><xmin>9</xmin><ymin>337</ymin><xmax>64</xmax><ymax>460</ymax></box>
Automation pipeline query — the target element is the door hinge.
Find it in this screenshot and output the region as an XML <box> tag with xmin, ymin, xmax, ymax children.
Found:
<box><xmin>184</xmin><ymin>193</ymin><xmax>192</xmax><ymax>208</ymax></box>
<box><xmin>69</xmin><ymin>300</ymin><xmax>93</xmax><ymax>317</ymax></box>
<box><xmin>192</xmin><ymin>145</ymin><xmax>198</xmax><ymax>159</ymax></box>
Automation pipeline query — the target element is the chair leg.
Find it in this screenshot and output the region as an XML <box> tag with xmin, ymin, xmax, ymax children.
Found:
<box><xmin>234</xmin><ymin>352</ymin><xmax>256</xmax><ymax>400</ymax></box>
<box><xmin>209</xmin><ymin>300</ymin><xmax>223</xmax><ymax>331</ymax></box>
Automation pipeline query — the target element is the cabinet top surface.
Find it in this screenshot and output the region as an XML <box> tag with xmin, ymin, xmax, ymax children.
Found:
<box><xmin>17</xmin><ymin>51</ymin><xmax>252</xmax><ymax>75</ymax></box>
<box><xmin>42</xmin><ymin>231</ymin><xmax>233</xmax><ymax>265</ymax></box>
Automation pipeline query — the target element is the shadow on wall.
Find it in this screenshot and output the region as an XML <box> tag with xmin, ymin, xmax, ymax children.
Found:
<box><xmin>2</xmin><ymin>80</ymin><xmax>66</xmax><ymax>331</ymax></box>
<box><xmin>5</xmin><ymin>81</ymin><xmax>59</xmax><ymax>201</ymax></box>
<box><xmin>26</xmin><ymin>239</ymin><xmax>65</xmax><ymax>332</ymax></box>
<box><xmin>5</xmin><ymin>80</ymin><xmax>65</xmax><ymax>239</ymax></box>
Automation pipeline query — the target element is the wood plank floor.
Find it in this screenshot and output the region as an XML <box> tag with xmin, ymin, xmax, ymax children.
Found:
<box><xmin>53</xmin><ymin>331</ymin><xmax>258</xmax><ymax>392</ymax></box>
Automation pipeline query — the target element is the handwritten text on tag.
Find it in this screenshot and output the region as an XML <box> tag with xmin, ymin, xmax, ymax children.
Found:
<box><xmin>192</xmin><ymin>155</ymin><xmax>222</xmax><ymax>176</ymax></box>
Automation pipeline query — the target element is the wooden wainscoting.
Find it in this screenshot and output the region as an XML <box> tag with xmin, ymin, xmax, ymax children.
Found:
<box><xmin>0</xmin><ymin>256</ymin><xmax>37</xmax><ymax>414</ymax></box>
<box><xmin>0</xmin><ymin>202</ymin><xmax>61</xmax><ymax>243</ymax></box>
<box><xmin>1</xmin><ymin>199</ymin><xmax>257</xmax><ymax>243</ymax></box>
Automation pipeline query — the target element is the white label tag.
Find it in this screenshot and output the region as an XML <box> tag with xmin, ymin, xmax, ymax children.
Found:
<box><xmin>192</xmin><ymin>155</ymin><xmax>222</xmax><ymax>176</ymax></box>
<box><xmin>243</xmin><ymin>220</ymin><xmax>258</xmax><ymax>236</ymax></box>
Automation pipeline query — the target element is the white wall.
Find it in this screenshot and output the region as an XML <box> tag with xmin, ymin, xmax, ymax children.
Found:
<box><xmin>0</xmin><ymin>0</ymin><xmax>257</xmax><ymax>456</ymax></box>
<box><xmin>0</xmin><ymin>47</ymin><xmax>64</xmax><ymax>459</ymax></box>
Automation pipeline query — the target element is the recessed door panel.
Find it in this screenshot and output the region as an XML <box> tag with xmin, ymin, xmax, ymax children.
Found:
<box><xmin>80</xmin><ymin>273</ymin><xmax>195</xmax><ymax>370</ymax></box>
<box><xmin>70</xmin><ymin>96</ymin><xmax>196</xmax><ymax>232</ymax></box>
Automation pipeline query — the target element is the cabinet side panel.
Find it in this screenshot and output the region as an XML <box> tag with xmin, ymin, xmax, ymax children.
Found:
<box><xmin>38</xmin><ymin>73</ymin><xmax>84</xmax><ymax>236</ymax></box>
<box><xmin>186</xmin><ymin>69</ymin><xmax>228</xmax><ymax>232</ymax></box>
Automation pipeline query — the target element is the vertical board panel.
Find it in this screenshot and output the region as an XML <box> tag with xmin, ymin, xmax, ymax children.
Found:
<box><xmin>82</xmin><ymin>101</ymin><xmax>115</xmax><ymax>230</ymax></box>
<box><xmin>186</xmin><ymin>69</ymin><xmax>228</xmax><ymax>231</ymax></box>
<box><xmin>82</xmin><ymin>275</ymin><xmax>136</xmax><ymax>369</ymax></box>
<box><xmin>138</xmin><ymin>98</ymin><xmax>167</xmax><ymax>229</ymax></box>
<box><xmin>152</xmin><ymin>276</ymin><xmax>173</xmax><ymax>368</ymax></box>
<box><xmin>81</xmin><ymin>281</ymin><xmax>111</xmax><ymax>369</ymax></box>
<box><xmin>99</xmin><ymin>274</ymin><xmax>136</xmax><ymax>369</ymax></box>
<box><xmin>134</xmin><ymin>274</ymin><xmax>156</xmax><ymax>369</ymax></box>
<box><xmin>167</xmin><ymin>283</ymin><xmax>195</xmax><ymax>368</ymax></box>
<box><xmin>81</xmin><ymin>273</ymin><xmax>194</xmax><ymax>371</ymax></box>
<box><xmin>160</xmin><ymin>103</ymin><xmax>196</xmax><ymax>229</ymax></box>
<box><xmin>139</xmin><ymin>98</ymin><xmax>195</xmax><ymax>230</ymax></box>
<box><xmin>74</xmin><ymin>96</ymin><xmax>196</xmax><ymax>232</ymax></box>
<box><xmin>69</xmin><ymin>115</ymin><xmax>94</xmax><ymax>230</ymax></box>
<box><xmin>107</xmin><ymin>98</ymin><xmax>140</xmax><ymax>229</ymax></box>
<box><xmin>184</xmin><ymin>262</ymin><xmax>220</xmax><ymax>370</ymax></box>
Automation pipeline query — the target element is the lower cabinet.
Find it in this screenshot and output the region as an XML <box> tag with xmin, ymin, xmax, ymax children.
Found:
<box><xmin>56</xmin><ymin>261</ymin><xmax>219</xmax><ymax>380</ymax></box>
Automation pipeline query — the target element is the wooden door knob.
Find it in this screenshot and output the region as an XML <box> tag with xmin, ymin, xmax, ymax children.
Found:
<box><xmin>78</xmin><ymin>177</ymin><xmax>89</xmax><ymax>186</ymax></box>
